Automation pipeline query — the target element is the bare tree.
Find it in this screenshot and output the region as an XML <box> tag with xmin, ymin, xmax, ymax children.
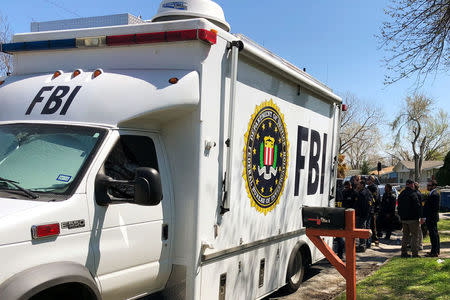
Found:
<box><xmin>379</xmin><ymin>0</ymin><xmax>450</xmax><ymax>84</ymax></box>
<box><xmin>0</xmin><ymin>12</ymin><xmax>12</xmax><ymax>75</ymax></box>
<box><xmin>346</xmin><ymin>125</ymin><xmax>383</xmax><ymax>169</ymax></box>
<box><xmin>386</xmin><ymin>142</ymin><xmax>413</xmax><ymax>163</ymax></box>
<box><xmin>391</xmin><ymin>93</ymin><xmax>450</xmax><ymax>181</ymax></box>
<box><xmin>339</xmin><ymin>92</ymin><xmax>384</xmax><ymax>169</ymax></box>
<box><xmin>390</xmin><ymin>99</ymin><xmax>449</xmax><ymax>173</ymax></box>
<box><xmin>423</xmin><ymin>109</ymin><xmax>450</xmax><ymax>160</ymax></box>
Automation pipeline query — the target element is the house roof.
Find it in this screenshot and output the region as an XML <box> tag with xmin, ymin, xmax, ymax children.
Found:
<box><xmin>370</xmin><ymin>166</ymin><xmax>394</xmax><ymax>176</ymax></box>
<box><xmin>395</xmin><ymin>160</ymin><xmax>443</xmax><ymax>171</ymax></box>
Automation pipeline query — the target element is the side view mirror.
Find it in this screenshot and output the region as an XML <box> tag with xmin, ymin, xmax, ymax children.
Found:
<box><xmin>135</xmin><ymin>167</ymin><xmax>163</xmax><ymax>206</ymax></box>
<box><xmin>95</xmin><ymin>167</ymin><xmax>162</xmax><ymax>206</ymax></box>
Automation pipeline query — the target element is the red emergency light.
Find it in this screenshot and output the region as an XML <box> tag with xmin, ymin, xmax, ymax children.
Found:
<box><xmin>342</xmin><ymin>104</ymin><xmax>348</xmax><ymax>111</ymax></box>
<box><xmin>106</xmin><ymin>29</ymin><xmax>217</xmax><ymax>46</ymax></box>
<box><xmin>32</xmin><ymin>223</ymin><xmax>60</xmax><ymax>239</ymax></box>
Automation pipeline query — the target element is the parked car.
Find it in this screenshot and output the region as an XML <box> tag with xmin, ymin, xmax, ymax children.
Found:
<box><xmin>343</xmin><ymin>175</ymin><xmax>380</xmax><ymax>185</ymax></box>
<box><xmin>378</xmin><ymin>184</ymin><xmax>399</xmax><ymax>199</ymax></box>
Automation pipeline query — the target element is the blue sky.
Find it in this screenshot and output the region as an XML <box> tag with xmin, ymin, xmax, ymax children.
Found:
<box><xmin>2</xmin><ymin>0</ymin><xmax>449</xmax><ymax>123</ymax></box>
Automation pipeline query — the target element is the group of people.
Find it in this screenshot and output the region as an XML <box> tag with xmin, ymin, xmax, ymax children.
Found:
<box><xmin>335</xmin><ymin>176</ymin><xmax>441</xmax><ymax>258</ymax></box>
<box><xmin>398</xmin><ymin>179</ymin><xmax>441</xmax><ymax>258</ymax></box>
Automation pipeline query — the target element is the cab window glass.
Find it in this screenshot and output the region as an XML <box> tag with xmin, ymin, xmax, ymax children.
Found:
<box><xmin>104</xmin><ymin>135</ymin><xmax>159</xmax><ymax>198</ymax></box>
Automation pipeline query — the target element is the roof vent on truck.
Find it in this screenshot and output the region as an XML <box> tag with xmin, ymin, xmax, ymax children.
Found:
<box><xmin>152</xmin><ymin>0</ymin><xmax>230</xmax><ymax>32</ymax></box>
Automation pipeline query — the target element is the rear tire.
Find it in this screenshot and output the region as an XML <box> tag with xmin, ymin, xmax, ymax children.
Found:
<box><xmin>285</xmin><ymin>244</ymin><xmax>305</xmax><ymax>293</ymax></box>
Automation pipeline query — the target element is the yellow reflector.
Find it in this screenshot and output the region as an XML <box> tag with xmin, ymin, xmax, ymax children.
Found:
<box><xmin>169</xmin><ymin>77</ymin><xmax>179</xmax><ymax>84</ymax></box>
<box><xmin>210</xmin><ymin>29</ymin><xmax>218</xmax><ymax>34</ymax></box>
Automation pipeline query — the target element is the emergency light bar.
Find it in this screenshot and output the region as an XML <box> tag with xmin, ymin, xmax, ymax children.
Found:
<box><xmin>0</xmin><ymin>29</ymin><xmax>217</xmax><ymax>53</ymax></box>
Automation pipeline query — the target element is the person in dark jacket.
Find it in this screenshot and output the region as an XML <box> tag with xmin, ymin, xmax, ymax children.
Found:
<box><xmin>414</xmin><ymin>182</ymin><xmax>424</xmax><ymax>250</ymax></box>
<box><xmin>367</xmin><ymin>176</ymin><xmax>380</xmax><ymax>246</ymax></box>
<box><xmin>424</xmin><ymin>180</ymin><xmax>440</xmax><ymax>257</ymax></box>
<box><xmin>334</xmin><ymin>181</ymin><xmax>356</xmax><ymax>258</ymax></box>
<box><xmin>397</xmin><ymin>179</ymin><xmax>424</xmax><ymax>257</ymax></box>
<box><xmin>342</xmin><ymin>180</ymin><xmax>357</xmax><ymax>209</ymax></box>
<box><xmin>378</xmin><ymin>184</ymin><xmax>396</xmax><ymax>239</ymax></box>
<box><xmin>354</xmin><ymin>180</ymin><xmax>370</xmax><ymax>252</ymax></box>
<box><xmin>350</xmin><ymin>175</ymin><xmax>361</xmax><ymax>190</ymax></box>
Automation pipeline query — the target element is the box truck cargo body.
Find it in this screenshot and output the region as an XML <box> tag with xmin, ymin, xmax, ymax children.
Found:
<box><xmin>0</xmin><ymin>1</ymin><xmax>342</xmax><ymax>299</ymax></box>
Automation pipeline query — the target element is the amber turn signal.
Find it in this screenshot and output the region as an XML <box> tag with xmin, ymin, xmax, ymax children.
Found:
<box><xmin>72</xmin><ymin>69</ymin><xmax>82</xmax><ymax>78</ymax></box>
<box><xmin>169</xmin><ymin>77</ymin><xmax>179</xmax><ymax>84</ymax></box>
<box><xmin>93</xmin><ymin>69</ymin><xmax>103</xmax><ymax>78</ymax></box>
<box><xmin>52</xmin><ymin>71</ymin><xmax>62</xmax><ymax>79</ymax></box>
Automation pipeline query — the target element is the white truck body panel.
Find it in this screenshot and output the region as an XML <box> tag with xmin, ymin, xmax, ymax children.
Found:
<box><xmin>0</xmin><ymin>13</ymin><xmax>341</xmax><ymax>300</ymax></box>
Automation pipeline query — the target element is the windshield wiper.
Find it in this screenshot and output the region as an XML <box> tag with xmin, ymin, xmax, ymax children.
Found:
<box><xmin>0</xmin><ymin>176</ymin><xmax>39</xmax><ymax>199</ymax></box>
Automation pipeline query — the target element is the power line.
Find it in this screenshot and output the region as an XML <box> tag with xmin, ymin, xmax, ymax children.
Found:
<box><xmin>42</xmin><ymin>0</ymin><xmax>81</xmax><ymax>18</ymax></box>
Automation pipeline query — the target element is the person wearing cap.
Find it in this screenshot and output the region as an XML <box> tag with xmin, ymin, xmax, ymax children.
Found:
<box><xmin>424</xmin><ymin>180</ymin><xmax>440</xmax><ymax>257</ymax></box>
<box><xmin>397</xmin><ymin>179</ymin><xmax>424</xmax><ymax>257</ymax></box>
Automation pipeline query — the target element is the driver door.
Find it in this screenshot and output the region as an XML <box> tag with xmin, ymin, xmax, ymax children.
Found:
<box><xmin>86</xmin><ymin>130</ymin><xmax>172</xmax><ymax>300</ymax></box>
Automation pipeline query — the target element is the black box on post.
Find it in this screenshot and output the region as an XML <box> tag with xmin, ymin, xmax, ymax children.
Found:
<box><xmin>302</xmin><ymin>207</ymin><xmax>346</xmax><ymax>229</ymax></box>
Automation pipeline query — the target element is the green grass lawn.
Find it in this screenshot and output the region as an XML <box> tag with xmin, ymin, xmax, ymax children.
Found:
<box><xmin>437</xmin><ymin>219</ymin><xmax>450</xmax><ymax>231</ymax></box>
<box><xmin>423</xmin><ymin>219</ymin><xmax>450</xmax><ymax>244</ymax></box>
<box><xmin>336</xmin><ymin>257</ymin><xmax>450</xmax><ymax>300</ymax></box>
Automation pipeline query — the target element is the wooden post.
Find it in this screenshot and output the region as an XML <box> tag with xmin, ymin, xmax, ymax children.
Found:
<box><xmin>306</xmin><ymin>209</ymin><xmax>370</xmax><ymax>300</ymax></box>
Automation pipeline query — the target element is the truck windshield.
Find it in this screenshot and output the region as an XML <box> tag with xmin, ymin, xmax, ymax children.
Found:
<box><xmin>0</xmin><ymin>124</ymin><xmax>106</xmax><ymax>196</ymax></box>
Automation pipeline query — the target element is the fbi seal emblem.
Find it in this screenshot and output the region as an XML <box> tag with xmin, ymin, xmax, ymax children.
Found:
<box><xmin>243</xmin><ymin>99</ymin><xmax>289</xmax><ymax>215</ymax></box>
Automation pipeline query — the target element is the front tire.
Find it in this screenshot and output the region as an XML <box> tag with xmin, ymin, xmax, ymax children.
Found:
<box><xmin>285</xmin><ymin>244</ymin><xmax>306</xmax><ymax>293</ymax></box>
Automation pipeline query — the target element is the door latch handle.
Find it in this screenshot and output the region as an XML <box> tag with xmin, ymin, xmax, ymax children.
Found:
<box><xmin>162</xmin><ymin>224</ymin><xmax>168</xmax><ymax>240</ymax></box>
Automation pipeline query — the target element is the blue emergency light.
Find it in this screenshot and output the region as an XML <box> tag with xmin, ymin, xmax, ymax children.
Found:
<box><xmin>1</xmin><ymin>39</ymin><xmax>76</xmax><ymax>53</ymax></box>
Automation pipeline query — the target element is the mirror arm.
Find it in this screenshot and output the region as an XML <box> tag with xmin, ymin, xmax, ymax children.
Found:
<box><xmin>95</xmin><ymin>174</ymin><xmax>135</xmax><ymax>206</ymax></box>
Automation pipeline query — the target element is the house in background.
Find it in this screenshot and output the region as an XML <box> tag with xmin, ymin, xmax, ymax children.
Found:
<box><xmin>370</xmin><ymin>166</ymin><xmax>397</xmax><ymax>183</ymax></box>
<box><xmin>393</xmin><ymin>160</ymin><xmax>443</xmax><ymax>183</ymax></box>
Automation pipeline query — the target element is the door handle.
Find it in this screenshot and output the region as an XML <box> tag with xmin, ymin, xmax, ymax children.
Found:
<box><xmin>162</xmin><ymin>224</ymin><xmax>168</xmax><ymax>241</ymax></box>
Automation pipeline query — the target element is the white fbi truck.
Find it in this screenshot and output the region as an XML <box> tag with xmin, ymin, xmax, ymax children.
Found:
<box><xmin>0</xmin><ymin>1</ymin><xmax>342</xmax><ymax>299</ymax></box>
